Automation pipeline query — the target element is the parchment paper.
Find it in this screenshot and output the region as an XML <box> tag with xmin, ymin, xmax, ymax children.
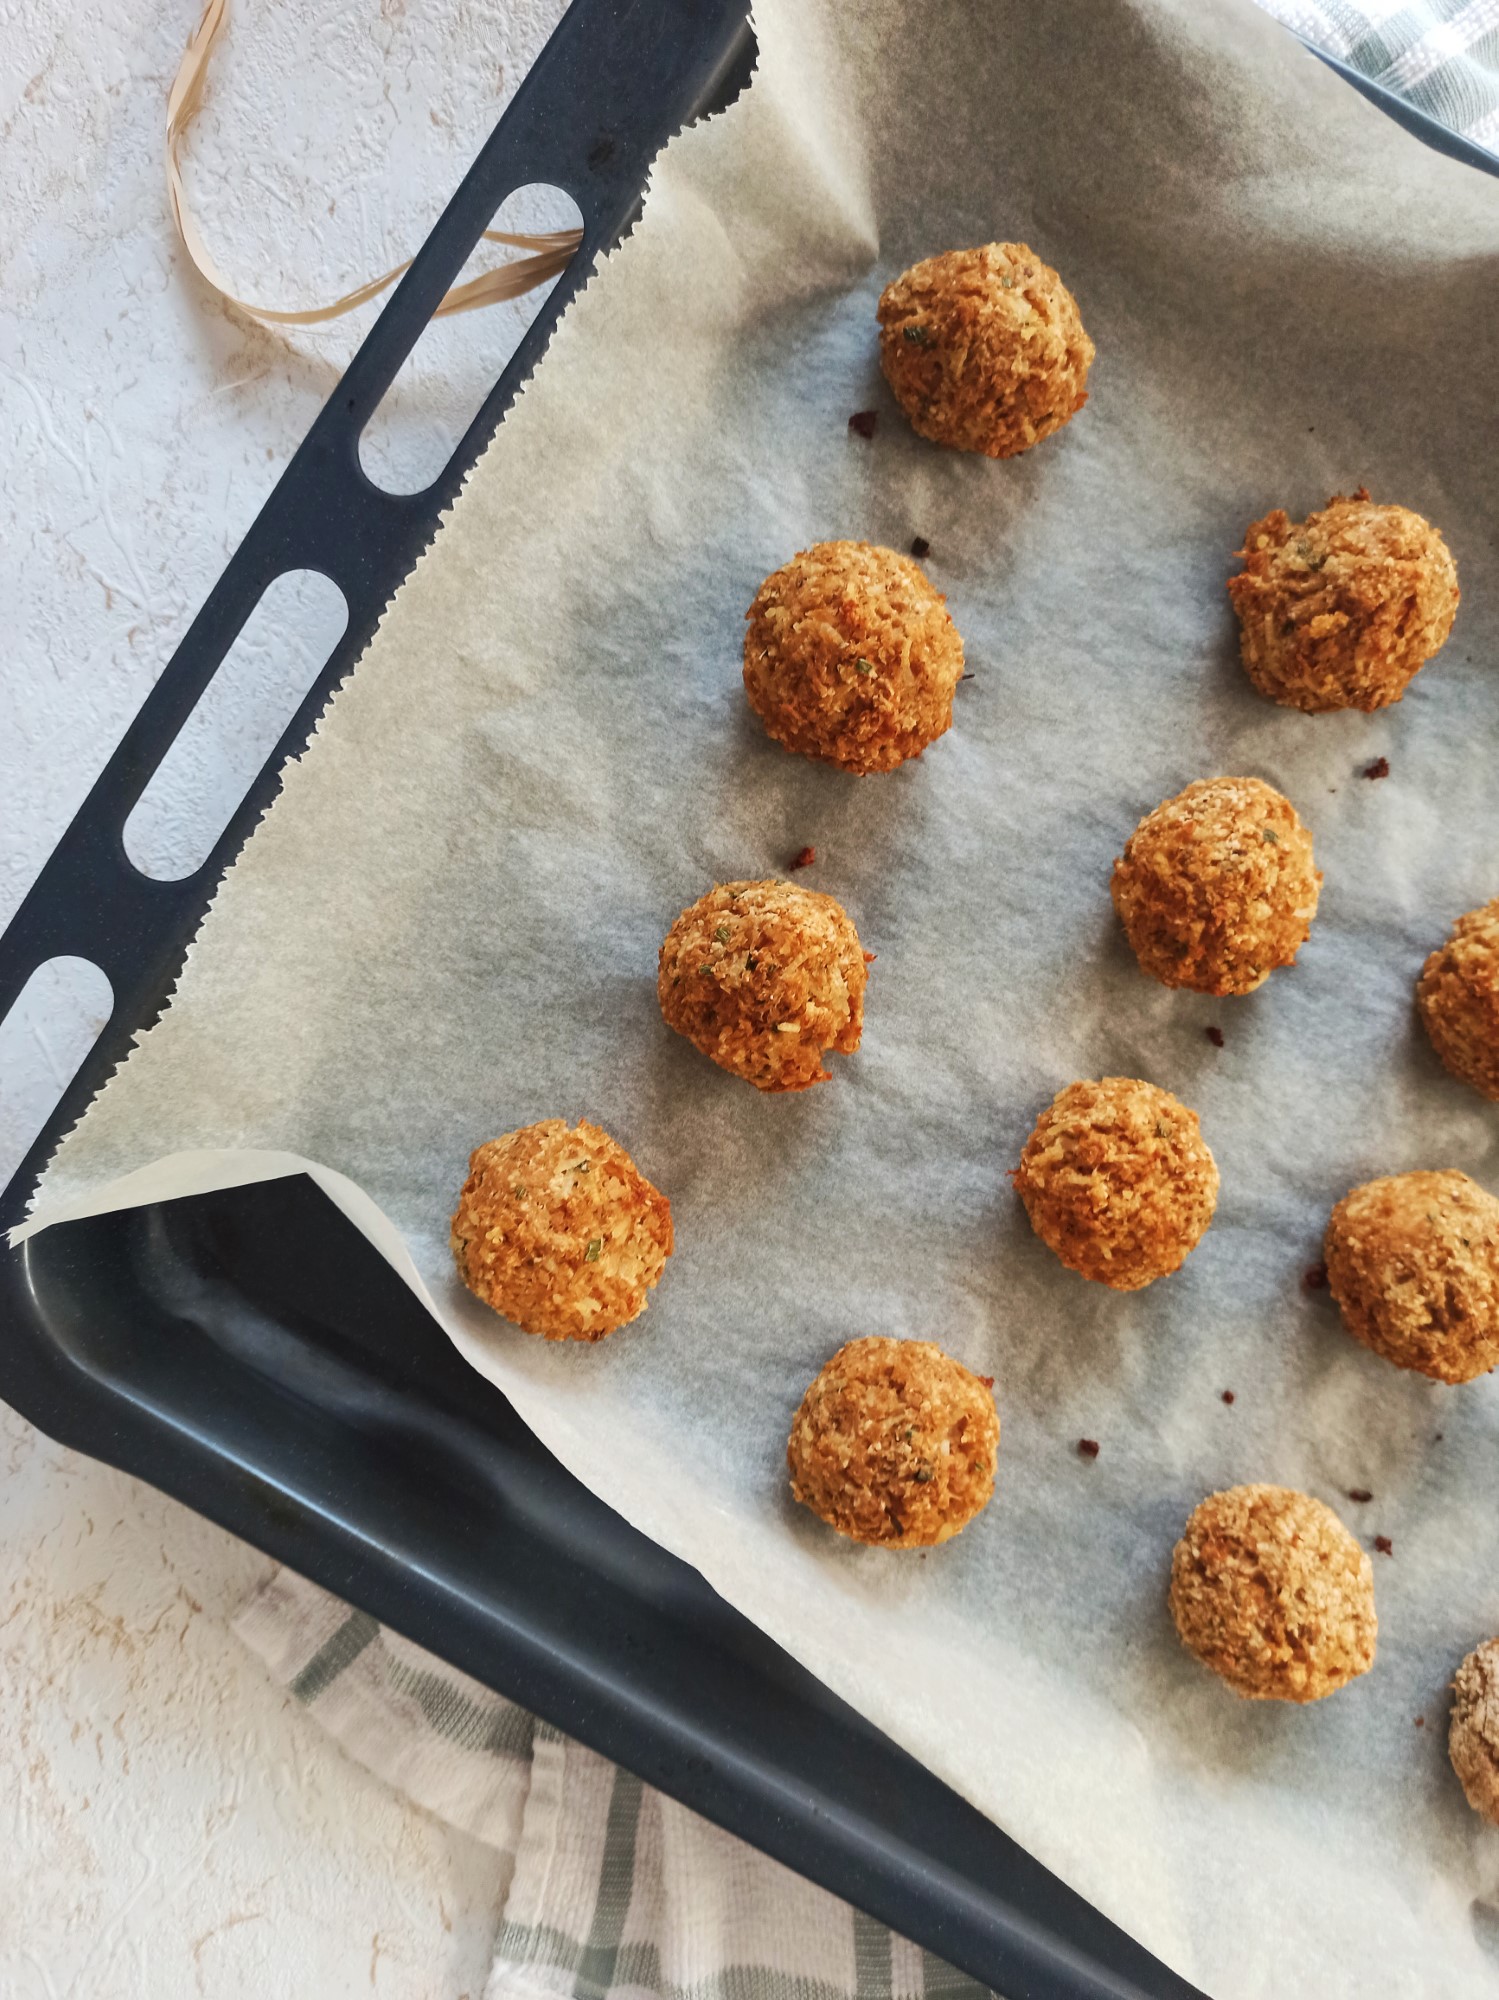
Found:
<box><xmin>19</xmin><ymin>2</ymin><xmax>1499</xmax><ymax>1991</ymax></box>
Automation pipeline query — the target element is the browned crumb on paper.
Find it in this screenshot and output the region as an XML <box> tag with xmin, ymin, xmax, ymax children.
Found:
<box><xmin>1364</xmin><ymin>756</ymin><xmax>1391</xmax><ymax>780</ymax></box>
<box><xmin>848</xmin><ymin>409</ymin><xmax>878</xmax><ymax>439</ymax></box>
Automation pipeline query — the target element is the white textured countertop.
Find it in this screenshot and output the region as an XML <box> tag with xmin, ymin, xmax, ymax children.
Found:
<box><xmin>1</xmin><ymin>1</ymin><xmax>568</xmax><ymax>1990</ymax></box>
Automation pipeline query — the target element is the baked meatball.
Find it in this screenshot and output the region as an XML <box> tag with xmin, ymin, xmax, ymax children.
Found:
<box><xmin>1014</xmin><ymin>1077</ymin><xmax>1217</xmax><ymax>1290</ymax></box>
<box><xmin>451</xmin><ymin>1119</ymin><xmax>672</xmax><ymax>1341</ymax></box>
<box><xmin>1169</xmin><ymin>1485</ymin><xmax>1376</xmax><ymax>1702</ymax></box>
<box><xmin>787</xmin><ymin>1336</ymin><xmax>999</xmax><ymax>1548</ymax></box>
<box><xmin>1111</xmin><ymin>776</ymin><xmax>1321</xmax><ymax>996</ymax></box>
<box><xmin>1324</xmin><ymin>1170</ymin><xmax>1499</xmax><ymax>1384</ymax></box>
<box><xmin>1228</xmin><ymin>491</ymin><xmax>1458</xmax><ymax>712</ymax></box>
<box><xmin>1417</xmin><ymin>898</ymin><xmax>1499</xmax><ymax>1101</ymax></box>
<box><xmin>658</xmin><ymin>879</ymin><xmax>868</xmax><ymax>1091</ymax></box>
<box><xmin>877</xmin><ymin>242</ymin><xmax>1093</xmax><ymax>457</ymax></box>
<box><xmin>1450</xmin><ymin>1638</ymin><xmax>1499</xmax><ymax>1826</ymax></box>
<box><xmin>743</xmin><ymin>541</ymin><xmax>964</xmax><ymax>774</ymax></box>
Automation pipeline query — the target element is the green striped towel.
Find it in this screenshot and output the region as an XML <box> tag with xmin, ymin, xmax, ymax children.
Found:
<box><xmin>1256</xmin><ymin>0</ymin><xmax>1499</xmax><ymax>153</ymax></box>
<box><xmin>236</xmin><ymin>1569</ymin><xmax>992</xmax><ymax>2000</ymax></box>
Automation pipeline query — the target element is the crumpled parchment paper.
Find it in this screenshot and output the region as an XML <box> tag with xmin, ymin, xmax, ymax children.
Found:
<box><xmin>19</xmin><ymin>2</ymin><xmax>1499</xmax><ymax>1991</ymax></box>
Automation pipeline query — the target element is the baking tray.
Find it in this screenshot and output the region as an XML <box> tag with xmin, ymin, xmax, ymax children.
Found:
<box><xmin>2</xmin><ymin>8</ymin><xmax>1493</xmax><ymax>1996</ymax></box>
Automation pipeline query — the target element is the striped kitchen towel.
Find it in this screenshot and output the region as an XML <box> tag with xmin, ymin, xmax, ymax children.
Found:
<box><xmin>1256</xmin><ymin>0</ymin><xmax>1499</xmax><ymax>154</ymax></box>
<box><xmin>235</xmin><ymin>1568</ymin><xmax>990</xmax><ymax>2000</ymax></box>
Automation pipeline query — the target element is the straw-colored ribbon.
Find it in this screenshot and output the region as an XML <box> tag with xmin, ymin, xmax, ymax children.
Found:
<box><xmin>167</xmin><ymin>0</ymin><xmax>582</xmax><ymax>325</ymax></box>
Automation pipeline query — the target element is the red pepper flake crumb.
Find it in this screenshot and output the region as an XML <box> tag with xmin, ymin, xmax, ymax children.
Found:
<box><xmin>1205</xmin><ymin>1025</ymin><xmax>1225</xmax><ymax>1049</ymax></box>
<box><xmin>1078</xmin><ymin>1438</ymin><xmax>1100</xmax><ymax>1459</ymax></box>
<box><xmin>1415</xmin><ymin>1716</ymin><xmax>1425</xmax><ymax>1728</ymax></box>
<box><xmin>1347</xmin><ymin>1488</ymin><xmax>1373</xmax><ymax>1504</ymax></box>
<box><xmin>848</xmin><ymin>410</ymin><xmax>878</xmax><ymax>439</ymax></box>
<box><xmin>1363</xmin><ymin>756</ymin><xmax>1390</xmax><ymax>781</ymax></box>
<box><xmin>1374</xmin><ymin>1534</ymin><xmax>1393</xmax><ymax>1556</ymax></box>
<box><xmin>1221</xmin><ymin>1389</ymin><xmax>1235</xmax><ymax>1405</ymax></box>
<box><xmin>788</xmin><ymin>846</ymin><xmax>816</xmax><ymax>871</ymax></box>
<box><xmin>1303</xmin><ymin>1262</ymin><xmax>1329</xmax><ymax>1292</ymax></box>
<box><xmin>910</xmin><ymin>536</ymin><xmax>931</xmax><ymax>560</ymax></box>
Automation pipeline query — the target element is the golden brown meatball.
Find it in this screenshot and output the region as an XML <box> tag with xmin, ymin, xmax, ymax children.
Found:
<box><xmin>1169</xmin><ymin>1485</ymin><xmax>1376</xmax><ymax>1703</ymax></box>
<box><xmin>1227</xmin><ymin>490</ymin><xmax>1458</xmax><ymax>712</ymax></box>
<box><xmin>743</xmin><ymin>541</ymin><xmax>964</xmax><ymax>775</ymax></box>
<box><xmin>1450</xmin><ymin>1638</ymin><xmax>1499</xmax><ymax>1826</ymax></box>
<box><xmin>1013</xmin><ymin>1077</ymin><xmax>1218</xmax><ymax>1290</ymax></box>
<box><xmin>787</xmin><ymin>1336</ymin><xmax>999</xmax><ymax>1548</ymax></box>
<box><xmin>1324</xmin><ymin>1170</ymin><xmax>1499</xmax><ymax>1384</ymax></box>
<box><xmin>1417</xmin><ymin>899</ymin><xmax>1499</xmax><ymax>1101</ymax></box>
<box><xmin>451</xmin><ymin>1119</ymin><xmax>672</xmax><ymax>1341</ymax></box>
<box><xmin>877</xmin><ymin>243</ymin><xmax>1093</xmax><ymax>458</ymax></box>
<box><xmin>658</xmin><ymin>879</ymin><xmax>868</xmax><ymax>1092</ymax></box>
<box><xmin>1111</xmin><ymin>776</ymin><xmax>1321</xmax><ymax>997</ymax></box>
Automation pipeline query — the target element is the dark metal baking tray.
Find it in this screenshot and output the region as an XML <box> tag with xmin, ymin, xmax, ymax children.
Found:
<box><xmin>2</xmin><ymin>8</ymin><xmax>1492</xmax><ymax>1995</ymax></box>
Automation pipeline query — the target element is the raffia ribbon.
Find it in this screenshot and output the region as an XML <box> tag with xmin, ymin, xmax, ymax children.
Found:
<box><xmin>167</xmin><ymin>0</ymin><xmax>582</xmax><ymax>326</ymax></box>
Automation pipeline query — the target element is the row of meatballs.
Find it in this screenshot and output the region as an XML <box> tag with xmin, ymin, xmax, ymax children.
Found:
<box><xmin>446</xmin><ymin>245</ymin><xmax>1492</xmax><ymax>1819</ymax></box>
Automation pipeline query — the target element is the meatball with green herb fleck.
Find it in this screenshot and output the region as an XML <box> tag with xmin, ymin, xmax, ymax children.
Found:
<box><xmin>1111</xmin><ymin>776</ymin><xmax>1321</xmax><ymax>996</ymax></box>
<box><xmin>1170</xmin><ymin>1485</ymin><xmax>1376</xmax><ymax>1702</ymax></box>
<box><xmin>1324</xmin><ymin>1170</ymin><xmax>1499</xmax><ymax>1383</ymax></box>
<box><xmin>658</xmin><ymin>879</ymin><xmax>869</xmax><ymax>1091</ymax></box>
<box><xmin>744</xmin><ymin>541</ymin><xmax>964</xmax><ymax>774</ymax></box>
<box><xmin>788</xmin><ymin>1336</ymin><xmax>999</xmax><ymax>1548</ymax></box>
<box><xmin>1228</xmin><ymin>491</ymin><xmax>1458</xmax><ymax>712</ymax></box>
<box><xmin>452</xmin><ymin>1120</ymin><xmax>672</xmax><ymax>1342</ymax></box>
<box><xmin>1417</xmin><ymin>899</ymin><xmax>1499</xmax><ymax>1102</ymax></box>
<box><xmin>878</xmin><ymin>243</ymin><xmax>1093</xmax><ymax>457</ymax></box>
<box><xmin>1014</xmin><ymin>1077</ymin><xmax>1218</xmax><ymax>1290</ymax></box>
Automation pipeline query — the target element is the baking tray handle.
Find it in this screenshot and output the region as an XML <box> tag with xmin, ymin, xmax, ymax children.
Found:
<box><xmin>0</xmin><ymin>0</ymin><xmax>757</xmax><ymax>1230</ymax></box>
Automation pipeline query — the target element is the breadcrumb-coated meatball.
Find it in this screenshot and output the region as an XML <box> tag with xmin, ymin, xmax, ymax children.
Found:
<box><xmin>1169</xmin><ymin>1485</ymin><xmax>1376</xmax><ymax>1703</ymax></box>
<box><xmin>1324</xmin><ymin>1170</ymin><xmax>1499</xmax><ymax>1384</ymax></box>
<box><xmin>1013</xmin><ymin>1077</ymin><xmax>1218</xmax><ymax>1290</ymax></box>
<box><xmin>1417</xmin><ymin>899</ymin><xmax>1499</xmax><ymax>1101</ymax></box>
<box><xmin>452</xmin><ymin>1120</ymin><xmax>672</xmax><ymax>1341</ymax></box>
<box><xmin>787</xmin><ymin>1336</ymin><xmax>999</xmax><ymax>1548</ymax></box>
<box><xmin>877</xmin><ymin>243</ymin><xmax>1093</xmax><ymax>458</ymax></box>
<box><xmin>1111</xmin><ymin>776</ymin><xmax>1321</xmax><ymax>996</ymax></box>
<box><xmin>743</xmin><ymin>541</ymin><xmax>964</xmax><ymax>775</ymax></box>
<box><xmin>1228</xmin><ymin>491</ymin><xmax>1458</xmax><ymax>713</ymax></box>
<box><xmin>1450</xmin><ymin>1638</ymin><xmax>1499</xmax><ymax>1825</ymax></box>
<box><xmin>658</xmin><ymin>879</ymin><xmax>868</xmax><ymax>1092</ymax></box>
